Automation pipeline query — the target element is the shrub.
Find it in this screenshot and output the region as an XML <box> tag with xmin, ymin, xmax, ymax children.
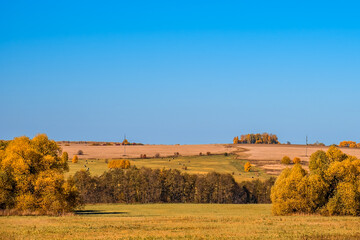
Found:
<box><xmin>199</xmin><ymin>152</ymin><xmax>203</xmax><ymax>156</ymax></box>
<box><xmin>281</xmin><ymin>156</ymin><xmax>291</xmax><ymax>165</ymax></box>
<box><xmin>77</xmin><ymin>150</ymin><xmax>83</xmax><ymax>155</ymax></box>
<box><xmin>154</xmin><ymin>153</ymin><xmax>160</xmax><ymax>158</ymax></box>
<box><xmin>140</xmin><ymin>154</ymin><xmax>147</xmax><ymax>159</ymax></box>
<box><xmin>62</xmin><ymin>152</ymin><xmax>69</xmax><ymax>162</ymax></box>
<box><xmin>244</xmin><ymin>162</ymin><xmax>251</xmax><ymax>172</ymax></box>
<box><xmin>224</xmin><ymin>152</ymin><xmax>228</xmax><ymax>156</ymax></box>
<box><xmin>72</xmin><ymin>155</ymin><xmax>78</xmax><ymax>163</ymax></box>
<box><xmin>293</xmin><ymin>157</ymin><xmax>301</xmax><ymax>164</ymax></box>
<box><xmin>108</xmin><ymin>160</ymin><xmax>131</xmax><ymax>169</ymax></box>
<box><xmin>206</xmin><ymin>152</ymin><xmax>211</xmax><ymax>156</ymax></box>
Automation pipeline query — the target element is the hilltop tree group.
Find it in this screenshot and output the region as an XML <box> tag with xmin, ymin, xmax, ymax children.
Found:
<box><xmin>0</xmin><ymin>134</ymin><xmax>81</xmax><ymax>215</ymax></box>
<box><xmin>233</xmin><ymin>133</ymin><xmax>279</xmax><ymax>144</ymax></box>
<box><xmin>339</xmin><ymin>141</ymin><xmax>360</xmax><ymax>148</ymax></box>
<box><xmin>271</xmin><ymin>146</ymin><xmax>360</xmax><ymax>216</ymax></box>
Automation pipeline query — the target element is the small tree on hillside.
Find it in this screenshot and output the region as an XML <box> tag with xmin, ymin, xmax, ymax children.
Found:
<box><xmin>281</xmin><ymin>156</ymin><xmax>291</xmax><ymax>165</ymax></box>
<box><xmin>72</xmin><ymin>155</ymin><xmax>78</xmax><ymax>163</ymax></box>
<box><xmin>244</xmin><ymin>162</ymin><xmax>251</xmax><ymax>172</ymax></box>
<box><xmin>62</xmin><ymin>152</ymin><xmax>69</xmax><ymax>162</ymax></box>
<box><xmin>293</xmin><ymin>157</ymin><xmax>301</xmax><ymax>164</ymax></box>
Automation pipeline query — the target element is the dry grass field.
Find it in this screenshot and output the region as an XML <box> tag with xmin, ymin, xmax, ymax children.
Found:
<box><xmin>61</xmin><ymin>143</ymin><xmax>360</xmax><ymax>176</ymax></box>
<box><xmin>1</xmin><ymin>204</ymin><xmax>360</xmax><ymax>240</ymax></box>
<box><xmin>66</xmin><ymin>154</ymin><xmax>271</xmax><ymax>182</ymax></box>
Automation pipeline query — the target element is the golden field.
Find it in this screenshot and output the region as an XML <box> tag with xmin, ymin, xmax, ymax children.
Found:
<box><xmin>1</xmin><ymin>204</ymin><xmax>360</xmax><ymax>240</ymax></box>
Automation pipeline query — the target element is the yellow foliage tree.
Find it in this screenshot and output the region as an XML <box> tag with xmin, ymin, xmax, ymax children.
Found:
<box><xmin>72</xmin><ymin>155</ymin><xmax>78</xmax><ymax>163</ymax></box>
<box><xmin>281</xmin><ymin>156</ymin><xmax>291</xmax><ymax>165</ymax></box>
<box><xmin>108</xmin><ymin>159</ymin><xmax>131</xmax><ymax>169</ymax></box>
<box><xmin>233</xmin><ymin>136</ymin><xmax>239</xmax><ymax>144</ymax></box>
<box><xmin>244</xmin><ymin>162</ymin><xmax>251</xmax><ymax>172</ymax></box>
<box><xmin>293</xmin><ymin>157</ymin><xmax>301</xmax><ymax>164</ymax></box>
<box><xmin>0</xmin><ymin>134</ymin><xmax>81</xmax><ymax>214</ymax></box>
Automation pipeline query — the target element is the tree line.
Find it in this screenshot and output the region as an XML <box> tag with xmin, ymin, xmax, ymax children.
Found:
<box><xmin>70</xmin><ymin>167</ymin><xmax>275</xmax><ymax>204</ymax></box>
<box><xmin>233</xmin><ymin>133</ymin><xmax>279</xmax><ymax>144</ymax></box>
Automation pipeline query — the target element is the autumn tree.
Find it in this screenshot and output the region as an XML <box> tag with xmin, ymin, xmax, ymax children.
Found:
<box><xmin>108</xmin><ymin>159</ymin><xmax>131</xmax><ymax>169</ymax></box>
<box><xmin>244</xmin><ymin>162</ymin><xmax>251</xmax><ymax>172</ymax></box>
<box><xmin>72</xmin><ymin>155</ymin><xmax>78</xmax><ymax>163</ymax></box>
<box><xmin>233</xmin><ymin>136</ymin><xmax>239</xmax><ymax>144</ymax></box>
<box><xmin>293</xmin><ymin>157</ymin><xmax>301</xmax><ymax>164</ymax></box>
<box><xmin>0</xmin><ymin>134</ymin><xmax>81</xmax><ymax>214</ymax></box>
<box><xmin>281</xmin><ymin>156</ymin><xmax>291</xmax><ymax>165</ymax></box>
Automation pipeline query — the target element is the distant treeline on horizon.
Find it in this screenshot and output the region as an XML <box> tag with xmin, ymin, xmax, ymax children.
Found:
<box><xmin>233</xmin><ymin>133</ymin><xmax>279</xmax><ymax>144</ymax></box>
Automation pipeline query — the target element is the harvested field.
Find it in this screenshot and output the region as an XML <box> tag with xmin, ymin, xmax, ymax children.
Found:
<box><xmin>60</xmin><ymin>143</ymin><xmax>236</xmax><ymax>159</ymax></box>
<box><xmin>60</xmin><ymin>143</ymin><xmax>360</xmax><ymax>176</ymax></box>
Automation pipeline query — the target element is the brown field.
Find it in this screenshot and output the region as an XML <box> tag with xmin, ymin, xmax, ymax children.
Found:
<box><xmin>60</xmin><ymin>143</ymin><xmax>360</xmax><ymax>175</ymax></box>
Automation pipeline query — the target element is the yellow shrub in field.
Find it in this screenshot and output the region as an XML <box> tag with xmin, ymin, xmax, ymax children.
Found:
<box><xmin>293</xmin><ymin>157</ymin><xmax>301</xmax><ymax>164</ymax></box>
<box><xmin>244</xmin><ymin>162</ymin><xmax>251</xmax><ymax>172</ymax></box>
<box><xmin>108</xmin><ymin>159</ymin><xmax>131</xmax><ymax>169</ymax></box>
<box><xmin>281</xmin><ymin>156</ymin><xmax>291</xmax><ymax>165</ymax></box>
<box><xmin>72</xmin><ymin>155</ymin><xmax>78</xmax><ymax>163</ymax></box>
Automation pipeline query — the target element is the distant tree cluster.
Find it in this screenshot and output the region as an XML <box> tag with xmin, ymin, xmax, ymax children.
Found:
<box><xmin>121</xmin><ymin>139</ymin><xmax>143</xmax><ymax>146</ymax></box>
<box><xmin>271</xmin><ymin>146</ymin><xmax>360</xmax><ymax>216</ymax></box>
<box><xmin>339</xmin><ymin>141</ymin><xmax>360</xmax><ymax>148</ymax></box>
<box><xmin>71</xmin><ymin>167</ymin><xmax>275</xmax><ymax>204</ymax></box>
<box><xmin>0</xmin><ymin>134</ymin><xmax>81</xmax><ymax>215</ymax></box>
<box><xmin>233</xmin><ymin>133</ymin><xmax>279</xmax><ymax>144</ymax></box>
<box><xmin>108</xmin><ymin>160</ymin><xmax>131</xmax><ymax>169</ymax></box>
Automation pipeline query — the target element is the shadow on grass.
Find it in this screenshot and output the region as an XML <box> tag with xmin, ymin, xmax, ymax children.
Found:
<box><xmin>75</xmin><ymin>210</ymin><xmax>127</xmax><ymax>215</ymax></box>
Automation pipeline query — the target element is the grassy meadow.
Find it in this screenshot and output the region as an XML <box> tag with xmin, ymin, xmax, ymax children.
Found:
<box><xmin>66</xmin><ymin>154</ymin><xmax>271</xmax><ymax>182</ymax></box>
<box><xmin>1</xmin><ymin>204</ymin><xmax>360</xmax><ymax>240</ymax></box>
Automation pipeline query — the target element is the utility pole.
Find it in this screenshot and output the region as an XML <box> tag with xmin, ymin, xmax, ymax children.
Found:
<box><xmin>123</xmin><ymin>134</ymin><xmax>126</xmax><ymax>156</ymax></box>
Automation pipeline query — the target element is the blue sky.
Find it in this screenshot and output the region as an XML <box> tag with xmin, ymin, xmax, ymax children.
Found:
<box><xmin>1</xmin><ymin>1</ymin><xmax>360</xmax><ymax>144</ymax></box>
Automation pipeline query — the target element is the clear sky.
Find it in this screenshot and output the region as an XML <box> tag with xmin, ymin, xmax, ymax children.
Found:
<box><xmin>1</xmin><ymin>1</ymin><xmax>360</xmax><ymax>145</ymax></box>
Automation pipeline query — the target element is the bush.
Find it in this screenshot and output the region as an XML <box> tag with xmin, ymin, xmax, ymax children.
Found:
<box><xmin>199</xmin><ymin>152</ymin><xmax>203</xmax><ymax>156</ymax></box>
<box><xmin>281</xmin><ymin>156</ymin><xmax>291</xmax><ymax>165</ymax></box>
<box><xmin>72</xmin><ymin>155</ymin><xmax>78</xmax><ymax>163</ymax></box>
<box><xmin>244</xmin><ymin>162</ymin><xmax>251</xmax><ymax>172</ymax></box>
<box><xmin>293</xmin><ymin>157</ymin><xmax>301</xmax><ymax>164</ymax></box>
<box><xmin>140</xmin><ymin>154</ymin><xmax>147</xmax><ymax>159</ymax></box>
<box><xmin>77</xmin><ymin>150</ymin><xmax>83</xmax><ymax>155</ymax></box>
<box><xmin>154</xmin><ymin>153</ymin><xmax>160</xmax><ymax>158</ymax></box>
<box><xmin>62</xmin><ymin>152</ymin><xmax>69</xmax><ymax>162</ymax></box>
<box><xmin>224</xmin><ymin>152</ymin><xmax>228</xmax><ymax>156</ymax></box>
<box><xmin>108</xmin><ymin>160</ymin><xmax>131</xmax><ymax>169</ymax></box>
<box><xmin>206</xmin><ymin>152</ymin><xmax>211</xmax><ymax>156</ymax></box>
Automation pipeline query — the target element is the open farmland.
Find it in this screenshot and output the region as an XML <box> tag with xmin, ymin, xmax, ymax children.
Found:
<box><xmin>66</xmin><ymin>154</ymin><xmax>271</xmax><ymax>182</ymax></box>
<box><xmin>1</xmin><ymin>204</ymin><xmax>360</xmax><ymax>240</ymax></box>
<box><xmin>61</xmin><ymin>143</ymin><xmax>360</xmax><ymax>176</ymax></box>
